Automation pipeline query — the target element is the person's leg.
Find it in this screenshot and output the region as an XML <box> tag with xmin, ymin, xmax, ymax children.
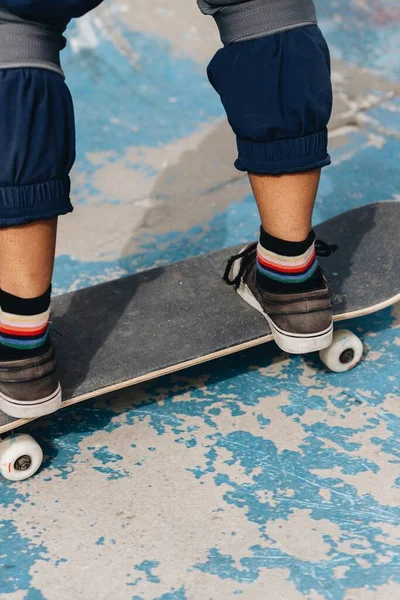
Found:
<box><xmin>0</xmin><ymin>219</ymin><xmax>58</xmax><ymax>299</ymax></box>
<box><xmin>209</xmin><ymin>25</ymin><xmax>334</xmax><ymax>353</ymax></box>
<box><xmin>0</xmin><ymin>0</ymin><xmax>102</xmax><ymax>419</ymax></box>
<box><xmin>249</xmin><ymin>169</ymin><xmax>326</xmax><ymax>298</ymax></box>
<box><xmin>0</xmin><ymin>67</ymin><xmax>75</xmax><ymax>418</ymax></box>
<box><xmin>0</xmin><ymin>219</ymin><xmax>57</xmax><ymax>366</ymax></box>
<box><xmin>249</xmin><ymin>170</ymin><xmax>321</xmax><ymax>242</ymax></box>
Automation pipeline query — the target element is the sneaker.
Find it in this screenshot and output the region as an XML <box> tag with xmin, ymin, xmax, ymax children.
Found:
<box><xmin>0</xmin><ymin>341</ymin><xmax>62</xmax><ymax>419</ymax></box>
<box><xmin>224</xmin><ymin>243</ymin><xmax>334</xmax><ymax>354</ymax></box>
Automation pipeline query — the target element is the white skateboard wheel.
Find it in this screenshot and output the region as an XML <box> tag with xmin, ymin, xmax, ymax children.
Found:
<box><xmin>0</xmin><ymin>434</ymin><xmax>43</xmax><ymax>481</ymax></box>
<box><xmin>319</xmin><ymin>329</ymin><xmax>363</xmax><ymax>373</ymax></box>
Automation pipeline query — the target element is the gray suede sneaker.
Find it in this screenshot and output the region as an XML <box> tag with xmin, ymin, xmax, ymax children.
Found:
<box><xmin>0</xmin><ymin>341</ymin><xmax>61</xmax><ymax>419</ymax></box>
<box><xmin>224</xmin><ymin>243</ymin><xmax>333</xmax><ymax>354</ymax></box>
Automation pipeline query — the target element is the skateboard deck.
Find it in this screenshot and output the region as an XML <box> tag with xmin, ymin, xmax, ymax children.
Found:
<box><xmin>0</xmin><ymin>201</ymin><xmax>399</xmax><ymax>435</ymax></box>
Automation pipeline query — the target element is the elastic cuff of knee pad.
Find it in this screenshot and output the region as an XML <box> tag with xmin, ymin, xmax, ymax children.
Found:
<box><xmin>0</xmin><ymin>177</ymin><xmax>73</xmax><ymax>227</ymax></box>
<box><xmin>235</xmin><ymin>129</ymin><xmax>331</xmax><ymax>175</ymax></box>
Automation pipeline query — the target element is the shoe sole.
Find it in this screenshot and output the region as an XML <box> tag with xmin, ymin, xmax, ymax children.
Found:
<box><xmin>231</xmin><ymin>246</ymin><xmax>333</xmax><ymax>355</ymax></box>
<box><xmin>0</xmin><ymin>383</ymin><xmax>62</xmax><ymax>419</ymax></box>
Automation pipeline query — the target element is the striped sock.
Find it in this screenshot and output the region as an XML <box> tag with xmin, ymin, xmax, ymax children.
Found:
<box><xmin>256</xmin><ymin>227</ymin><xmax>324</xmax><ymax>294</ymax></box>
<box><xmin>0</xmin><ymin>286</ymin><xmax>51</xmax><ymax>360</ymax></box>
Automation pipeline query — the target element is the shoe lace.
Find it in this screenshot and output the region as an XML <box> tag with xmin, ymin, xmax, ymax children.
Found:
<box><xmin>223</xmin><ymin>243</ymin><xmax>257</xmax><ymax>289</ymax></box>
<box><xmin>223</xmin><ymin>239</ymin><xmax>338</xmax><ymax>289</ymax></box>
<box><xmin>315</xmin><ymin>239</ymin><xmax>338</xmax><ymax>257</ymax></box>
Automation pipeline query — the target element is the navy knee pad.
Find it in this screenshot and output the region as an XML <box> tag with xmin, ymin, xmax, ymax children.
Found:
<box><xmin>0</xmin><ymin>68</ymin><xmax>75</xmax><ymax>227</ymax></box>
<box><xmin>207</xmin><ymin>25</ymin><xmax>333</xmax><ymax>175</ymax></box>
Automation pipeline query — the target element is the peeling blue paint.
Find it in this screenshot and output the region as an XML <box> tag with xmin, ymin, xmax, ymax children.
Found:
<box><xmin>0</xmin><ymin>521</ymin><xmax>50</xmax><ymax>595</ymax></box>
<box><xmin>134</xmin><ymin>560</ymin><xmax>161</xmax><ymax>585</ymax></box>
<box><xmin>93</xmin><ymin>446</ymin><xmax>124</xmax><ymax>463</ymax></box>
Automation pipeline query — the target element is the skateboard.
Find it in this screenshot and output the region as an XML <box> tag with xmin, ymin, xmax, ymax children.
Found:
<box><xmin>1</xmin><ymin>201</ymin><xmax>399</xmax><ymax>480</ymax></box>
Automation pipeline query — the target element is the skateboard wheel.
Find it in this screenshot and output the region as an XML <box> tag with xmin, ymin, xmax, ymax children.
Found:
<box><xmin>0</xmin><ymin>434</ymin><xmax>43</xmax><ymax>481</ymax></box>
<box><xmin>319</xmin><ymin>329</ymin><xmax>363</xmax><ymax>373</ymax></box>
